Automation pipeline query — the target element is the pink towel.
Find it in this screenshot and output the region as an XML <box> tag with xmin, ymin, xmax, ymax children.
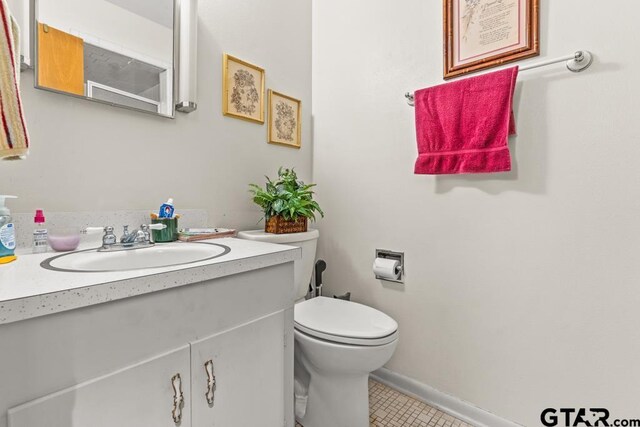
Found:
<box><xmin>413</xmin><ymin>67</ymin><xmax>518</xmax><ymax>174</ymax></box>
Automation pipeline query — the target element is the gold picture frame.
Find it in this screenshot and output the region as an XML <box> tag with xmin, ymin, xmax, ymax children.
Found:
<box><xmin>443</xmin><ymin>0</ymin><xmax>539</xmax><ymax>79</ymax></box>
<box><xmin>268</xmin><ymin>90</ymin><xmax>301</xmax><ymax>149</ymax></box>
<box><xmin>222</xmin><ymin>54</ymin><xmax>265</xmax><ymax>123</ymax></box>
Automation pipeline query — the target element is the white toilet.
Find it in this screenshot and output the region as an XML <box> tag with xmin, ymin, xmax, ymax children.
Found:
<box><xmin>237</xmin><ymin>229</ymin><xmax>399</xmax><ymax>427</ymax></box>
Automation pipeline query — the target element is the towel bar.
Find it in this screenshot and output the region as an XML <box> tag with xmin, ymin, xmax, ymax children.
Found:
<box><xmin>405</xmin><ymin>50</ymin><xmax>593</xmax><ymax>106</ymax></box>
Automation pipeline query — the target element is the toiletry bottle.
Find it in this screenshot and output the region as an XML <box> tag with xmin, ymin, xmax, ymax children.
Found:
<box><xmin>32</xmin><ymin>209</ymin><xmax>48</xmax><ymax>253</ymax></box>
<box><xmin>0</xmin><ymin>195</ymin><xmax>17</xmax><ymax>264</ymax></box>
<box><xmin>159</xmin><ymin>198</ymin><xmax>175</xmax><ymax>218</ymax></box>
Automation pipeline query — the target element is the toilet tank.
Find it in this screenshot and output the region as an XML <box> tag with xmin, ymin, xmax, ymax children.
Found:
<box><xmin>236</xmin><ymin>229</ymin><xmax>319</xmax><ymax>301</ymax></box>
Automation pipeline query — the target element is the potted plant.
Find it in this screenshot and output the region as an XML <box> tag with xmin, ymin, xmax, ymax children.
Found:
<box><xmin>249</xmin><ymin>167</ymin><xmax>324</xmax><ymax>234</ymax></box>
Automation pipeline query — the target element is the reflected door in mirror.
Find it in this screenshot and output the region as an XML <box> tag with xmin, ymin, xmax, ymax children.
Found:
<box><xmin>37</xmin><ymin>24</ymin><xmax>84</xmax><ymax>95</ymax></box>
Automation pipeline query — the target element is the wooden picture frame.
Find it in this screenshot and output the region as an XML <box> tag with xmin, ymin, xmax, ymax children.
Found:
<box><xmin>443</xmin><ymin>0</ymin><xmax>539</xmax><ymax>79</ymax></box>
<box><xmin>222</xmin><ymin>54</ymin><xmax>265</xmax><ymax>123</ymax></box>
<box><xmin>267</xmin><ymin>90</ymin><xmax>301</xmax><ymax>149</ymax></box>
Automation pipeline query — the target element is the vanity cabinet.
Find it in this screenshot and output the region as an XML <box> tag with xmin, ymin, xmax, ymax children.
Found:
<box><xmin>9</xmin><ymin>311</ymin><xmax>287</xmax><ymax>427</ymax></box>
<box><xmin>8</xmin><ymin>346</ymin><xmax>193</xmax><ymax>427</ymax></box>
<box><xmin>0</xmin><ymin>260</ymin><xmax>296</xmax><ymax>427</ymax></box>
<box><xmin>191</xmin><ymin>311</ymin><xmax>286</xmax><ymax>426</ymax></box>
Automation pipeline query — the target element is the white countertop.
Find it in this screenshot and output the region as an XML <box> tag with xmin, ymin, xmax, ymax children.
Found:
<box><xmin>0</xmin><ymin>238</ymin><xmax>300</xmax><ymax>325</ymax></box>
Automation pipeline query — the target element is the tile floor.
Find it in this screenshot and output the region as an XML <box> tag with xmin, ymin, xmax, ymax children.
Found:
<box><xmin>296</xmin><ymin>379</ymin><xmax>474</xmax><ymax>427</ymax></box>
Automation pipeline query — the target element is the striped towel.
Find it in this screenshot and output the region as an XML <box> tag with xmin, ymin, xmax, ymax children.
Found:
<box><xmin>0</xmin><ymin>0</ymin><xmax>28</xmax><ymax>160</ymax></box>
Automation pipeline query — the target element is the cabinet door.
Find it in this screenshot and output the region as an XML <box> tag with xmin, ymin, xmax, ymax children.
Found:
<box><xmin>191</xmin><ymin>311</ymin><xmax>286</xmax><ymax>427</ymax></box>
<box><xmin>8</xmin><ymin>345</ymin><xmax>191</xmax><ymax>427</ymax></box>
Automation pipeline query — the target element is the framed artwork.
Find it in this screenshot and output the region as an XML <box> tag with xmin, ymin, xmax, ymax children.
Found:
<box><xmin>443</xmin><ymin>0</ymin><xmax>539</xmax><ymax>79</ymax></box>
<box><xmin>222</xmin><ymin>54</ymin><xmax>265</xmax><ymax>123</ymax></box>
<box><xmin>267</xmin><ymin>90</ymin><xmax>301</xmax><ymax>149</ymax></box>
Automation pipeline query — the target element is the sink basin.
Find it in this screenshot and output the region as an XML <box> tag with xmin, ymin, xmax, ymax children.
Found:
<box><xmin>41</xmin><ymin>242</ymin><xmax>231</xmax><ymax>272</ymax></box>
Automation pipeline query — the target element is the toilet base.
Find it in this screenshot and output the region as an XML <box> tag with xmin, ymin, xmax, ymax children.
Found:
<box><xmin>298</xmin><ymin>371</ymin><xmax>369</xmax><ymax>427</ymax></box>
<box><xmin>294</xmin><ymin>328</ymin><xmax>398</xmax><ymax>427</ymax></box>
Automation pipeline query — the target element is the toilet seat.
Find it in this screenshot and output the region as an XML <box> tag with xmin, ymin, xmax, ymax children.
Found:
<box><xmin>294</xmin><ymin>297</ymin><xmax>399</xmax><ymax>346</ymax></box>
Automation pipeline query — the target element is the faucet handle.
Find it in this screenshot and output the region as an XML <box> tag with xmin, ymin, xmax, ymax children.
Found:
<box><xmin>140</xmin><ymin>223</ymin><xmax>165</xmax><ymax>244</ymax></box>
<box><xmin>82</xmin><ymin>226</ymin><xmax>117</xmax><ymax>248</ymax></box>
<box><xmin>140</xmin><ymin>223</ymin><xmax>167</xmax><ymax>243</ymax></box>
<box><xmin>102</xmin><ymin>226</ymin><xmax>117</xmax><ymax>247</ymax></box>
<box><xmin>140</xmin><ymin>224</ymin><xmax>151</xmax><ymax>243</ymax></box>
<box><xmin>82</xmin><ymin>227</ymin><xmax>107</xmax><ymax>234</ymax></box>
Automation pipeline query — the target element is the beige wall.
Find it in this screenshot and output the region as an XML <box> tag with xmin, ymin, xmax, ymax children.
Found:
<box><xmin>0</xmin><ymin>0</ymin><xmax>312</xmax><ymax>232</ymax></box>
<box><xmin>312</xmin><ymin>1</ymin><xmax>640</xmax><ymax>425</ymax></box>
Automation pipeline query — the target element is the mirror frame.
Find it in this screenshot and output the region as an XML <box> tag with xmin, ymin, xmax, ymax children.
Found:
<box><xmin>32</xmin><ymin>0</ymin><xmax>178</xmax><ymax>119</ymax></box>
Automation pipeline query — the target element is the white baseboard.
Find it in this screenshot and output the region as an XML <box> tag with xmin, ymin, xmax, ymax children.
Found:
<box><xmin>370</xmin><ymin>368</ymin><xmax>522</xmax><ymax>427</ymax></box>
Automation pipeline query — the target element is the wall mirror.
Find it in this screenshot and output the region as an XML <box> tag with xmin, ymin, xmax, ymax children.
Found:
<box><xmin>34</xmin><ymin>0</ymin><xmax>175</xmax><ymax>118</ymax></box>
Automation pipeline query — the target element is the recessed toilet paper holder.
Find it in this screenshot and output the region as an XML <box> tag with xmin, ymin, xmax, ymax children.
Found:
<box><xmin>374</xmin><ymin>249</ymin><xmax>404</xmax><ymax>283</ymax></box>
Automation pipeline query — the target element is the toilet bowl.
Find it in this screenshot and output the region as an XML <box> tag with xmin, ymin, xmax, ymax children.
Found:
<box><xmin>294</xmin><ymin>296</ymin><xmax>398</xmax><ymax>427</ymax></box>
<box><xmin>236</xmin><ymin>229</ymin><xmax>399</xmax><ymax>427</ymax></box>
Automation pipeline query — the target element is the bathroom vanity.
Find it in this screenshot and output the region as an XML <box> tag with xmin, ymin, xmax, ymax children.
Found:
<box><xmin>0</xmin><ymin>238</ymin><xmax>299</xmax><ymax>427</ymax></box>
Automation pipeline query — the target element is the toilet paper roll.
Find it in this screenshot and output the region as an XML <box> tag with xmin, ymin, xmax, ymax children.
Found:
<box><xmin>373</xmin><ymin>257</ymin><xmax>401</xmax><ymax>280</ymax></box>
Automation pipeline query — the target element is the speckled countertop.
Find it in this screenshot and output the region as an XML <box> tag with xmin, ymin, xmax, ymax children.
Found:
<box><xmin>0</xmin><ymin>238</ymin><xmax>300</xmax><ymax>325</ymax></box>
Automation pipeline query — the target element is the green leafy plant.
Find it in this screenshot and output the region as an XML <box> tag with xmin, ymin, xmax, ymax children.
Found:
<box><xmin>249</xmin><ymin>167</ymin><xmax>324</xmax><ymax>221</ymax></box>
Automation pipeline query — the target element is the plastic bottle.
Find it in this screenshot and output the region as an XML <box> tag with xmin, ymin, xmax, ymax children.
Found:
<box><xmin>159</xmin><ymin>198</ymin><xmax>175</xmax><ymax>218</ymax></box>
<box><xmin>33</xmin><ymin>209</ymin><xmax>48</xmax><ymax>253</ymax></box>
<box><xmin>0</xmin><ymin>195</ymin><xmax>17</xmax><ymax>264</ymax></box>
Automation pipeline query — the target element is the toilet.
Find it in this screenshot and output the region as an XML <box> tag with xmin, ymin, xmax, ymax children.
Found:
<box><xmin>237</xmin><ymin>229</ymin><xmax>399</xmax><ymax>427</ymax></box>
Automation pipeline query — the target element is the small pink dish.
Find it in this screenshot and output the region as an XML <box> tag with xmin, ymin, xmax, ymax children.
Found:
<box><xmin>48</xmin><ymin>228</ymin><xmax>81</xmax><ymax>252</ymax></box>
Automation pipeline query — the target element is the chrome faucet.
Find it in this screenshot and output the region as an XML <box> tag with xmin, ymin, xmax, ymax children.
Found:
<box><xmin>120</xmin><ymin>225</ymin><xmax>131</xmax><ymax>243</ymax></box>
<box><xmin>120</xmin><ymin>225</ymin><xmax>145</xmax><ymax>245</ymax></box>
<box><xmin>98</xmin><ymin>223</ymin><xmax>166</xmax><ymax>252</ymax></box>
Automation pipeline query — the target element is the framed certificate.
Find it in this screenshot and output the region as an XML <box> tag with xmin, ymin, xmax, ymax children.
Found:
<box><xmin>444</xmin><ymin>0</ymin><xmax>539</xmax><ymax>79</ymax></box>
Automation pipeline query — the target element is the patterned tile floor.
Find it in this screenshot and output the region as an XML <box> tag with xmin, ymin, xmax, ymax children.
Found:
<box><xmin>296</xmin><ymin>379</ymin><xmax>474</xmax><ymax>427</ymax></box>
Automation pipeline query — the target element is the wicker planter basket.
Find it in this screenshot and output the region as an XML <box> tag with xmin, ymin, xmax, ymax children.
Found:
<box><xmin>265</xmin><ymin>215</ymin><xmax>308</xmax><ymax>234</ymax></box>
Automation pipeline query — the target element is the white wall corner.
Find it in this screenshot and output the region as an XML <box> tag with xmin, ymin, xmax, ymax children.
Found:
<box><xmin>371</xmin><ymin>368</ymin><xmax>523</xmax><ymax>427</ymax></box>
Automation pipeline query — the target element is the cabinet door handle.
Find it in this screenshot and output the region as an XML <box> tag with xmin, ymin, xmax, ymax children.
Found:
<box><xmin>204</xmin><ymin>360</ymin><xmax>216</xmax><ymax>405</ymax></box>
<box><xmin>171</xmin><ymin>373</ymin><xmax>184</xmax><ymax>423</ymax></box>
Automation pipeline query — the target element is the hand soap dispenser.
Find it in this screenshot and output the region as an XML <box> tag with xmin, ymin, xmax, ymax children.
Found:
<box><xmin>0</xmin><ymin>195</ymin><xmax>17</xmax><ymax>264</ymax></box>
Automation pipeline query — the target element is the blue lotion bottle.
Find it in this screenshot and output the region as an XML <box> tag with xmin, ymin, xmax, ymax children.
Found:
<box><xmin>0</xmin><ymin>195</ymin><xmax>17</xmax><ymax>264</ymax></box>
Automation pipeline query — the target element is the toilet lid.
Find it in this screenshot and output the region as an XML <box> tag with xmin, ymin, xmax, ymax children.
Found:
<box><xmin>294</xmin><ymin>297</ymin><xmax>398</xmax><ymax>346</ymax></box>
